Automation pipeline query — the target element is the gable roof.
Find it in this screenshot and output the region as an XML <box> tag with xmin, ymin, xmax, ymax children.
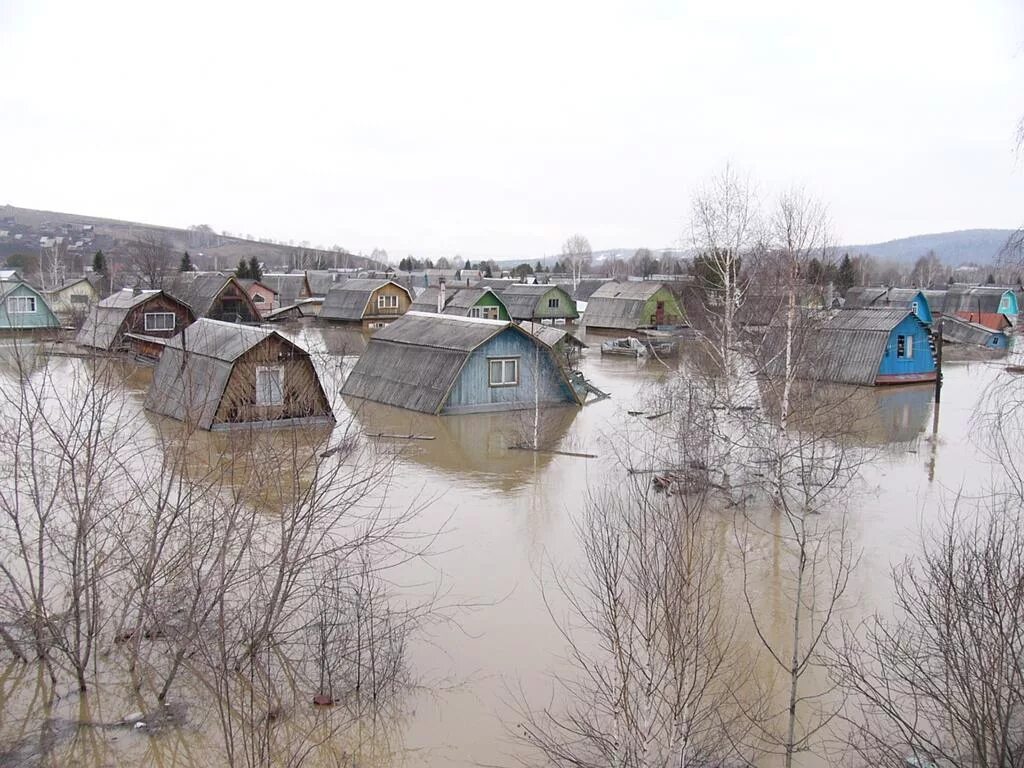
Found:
<box><xmin>144</xmin><ymin>319</ymin><xmax>306</xmax><ymax>429</ymax></box>
<box><xmin>321</xmin><ymin>279</ymin><xmax>411</xmax><ymax>321</ymax></box>
<box><xmin>517</xmin><ymin>320</ymin><xmax>587</xmax><ymax>349</ymax></box>
<box><xmin>163</xmin><ymin>273</ymin><xmax>253</xmax><ymax>317</ymax></box>
<box><xmin>941</xmin><ymin>315</ymin><xmax>1006</xmax><ymax>346</ymax></box>
<box><xmin>342</xmin><ymin>312</ymin><xmax>517</xmax><ymax>413</ymax></box>
<box><xmin>499</xmin><ymin>284</ymin><xmax>576</xmax><ymax>319</ymax></box>
<box><xmin>943</xmin><ymin>285</ymin><xmax>1016</xmax><ymax>315</ymax></box>
<box><xmin>824</xmin><ymin>308</ymin><xmax>914</xmax><ymax>332</ymax></box>
<box><xmin>442</xmin><ymin>287</ymin><xmax>508</xmax><ymax>315</ymax></box>
<box><xmin>305</xmin><ymin>270</ymin><xmax>343</xmax><ymax>297</ymax></box>
<box><xmin>584</xmin><ymin>281</ymin><xmax>668</xmax><ymax>329</ymax></box>
<box><xmin>42</xmin><ymin>277</ymin><xmax>96</xmax><ymax>296</ymax></box>
<box><xmin>76</xmin><ymin>289</ymin><xmax>190</xmax><ymax>349</ymax></box>
<box><xmin>262</xmin><ymin>273</ymin><xmax>311</xmax><ymax>305</ymax></box>
<box><xmin>409</xmin><ymin>287</ymin><xmax>443</xmax><ymax>313</ymax></box>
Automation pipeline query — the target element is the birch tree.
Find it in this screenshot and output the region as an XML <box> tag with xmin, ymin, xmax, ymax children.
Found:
<box><xmin>689</xmin><ymin>164</ymin><xmax>758</xmax><ymax>378</ymax></box>
<box><xmin>562</xmin><ymin>234</ymin><xmax>591</xmax><ymax>291</ymax></box>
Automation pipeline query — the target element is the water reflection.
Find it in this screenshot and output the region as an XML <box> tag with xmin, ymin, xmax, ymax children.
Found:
<box><xmin>341</xmin><ymin>397</ymin><xmax>580</xmax><ymax>493</ymax></box>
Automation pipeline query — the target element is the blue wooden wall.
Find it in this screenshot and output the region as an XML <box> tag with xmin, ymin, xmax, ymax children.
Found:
<box><xmin>878</xmin><ymin>315</ymin><xmax>935</xmax><ymax>378</ymax></box>
<box><xmin>443</xmin><ymin>328</ymin><xmax>578</xmax><ymax>414</ymax></box>
<box><xmin>910</xmin><ymin>291</ymin><xmax>932</xmax><ymax>325</ymax></box>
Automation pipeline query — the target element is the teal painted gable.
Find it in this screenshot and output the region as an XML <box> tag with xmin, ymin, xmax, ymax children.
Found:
<box><xmin>998</xmin><ymin>290</ymin><xmax>1019</xmax><ymax>317</ymax></box>
<box><xmin>443</xmin><ymin>327</ymin><xmax>579</xmax><ymax>414</ymax></box>
<box><xmin>0</xmin><ymin>283</ymin><xmax>61</xmax><ymax>330</ymax></box>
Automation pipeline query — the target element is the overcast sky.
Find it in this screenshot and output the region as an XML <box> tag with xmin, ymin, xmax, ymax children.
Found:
<box><xmin>1</xmin><ymin>0</ymin><xmax>1022</xmax><ymax>260</ymax></box>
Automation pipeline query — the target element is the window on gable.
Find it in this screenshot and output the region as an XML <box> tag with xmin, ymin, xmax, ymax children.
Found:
<box><xmin>256</xmin><ymin>365</ymin><xmax>284</xmax><ymax>405</ymax></box>
<box><xmin>7</xmin><ymin>296</ymin><xmax>36</xmax><ymax>314</ymax></box>
<box><xmin>377</xmin><ymin>294</ymin><xmax>399</xmax><ymax>309</ymax></box>
<box><xmin>144</xmin><ymin>312</ymin><xmax>175</xmax><ymax>331</ymax></box>
<box><xmin>488</xmin><ymin>357</ymin><xmax>519</xmax><ymax>387</ymax></box>
<box><xmin>548</xmin><ymin>297</ymin><xmax>559</xmax><ymax>309</ymax></box>
<box><xmin>469</xmin><ymin>307</ymin><xmax>481</xmax><ymax>318</ymax></box>
<box><xmin>253</xmin><ymin>293</ymin><xmax>265</xmax><ymax>303</ymax></box>
<box><xmin>896</xmin><ymin>334</ymin><xmax>914</xmax><ymax>359</ymax></box>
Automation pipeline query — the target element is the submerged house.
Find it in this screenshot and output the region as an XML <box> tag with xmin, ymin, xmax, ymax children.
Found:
<box><xmin>145</xmin><ymin>318</ymin><xmax>334</xmax><ymax>430</ymax></box>
<box><xmin>77</xmin><ymin>289</ymin><xmax>194</xmax><ymax>353</ymax></box>
<box><xmin>941</xmin><ymin>286</ymin><xmax>1019</xmax><ymax>330</ymax></box>
<box><xmin>341</xmin><ymin>312</ymin><xmax>583</xmax><ymax>414</ymax></box>
<box><xmin>0</xmin><ymin>279</ymin><xmax>61</xmax><ymax>334</ymax></box>
<box><xmin>498</xmin><ymin>284</ymin><xmax>578</xmax><ymax>323</ymax></box>
<box><xmin>518</xmin><ymin>319</ymin><xmax>586</xmax><ymax>370</ymax></box>
<box><xmin>940</xmin><ymin>315</ymin><xmax>1008</xmax><ymax>350</ymax></box>
<box><xmin>42</xmin><ymin>277</ymin><xmax>101</xmax><ymax>318</ymax></box>
<box><xmin>583</xmin><ymin>281</ymin><xmax>684</xmax><ymax>332</ymax></box>
<box><xmin>409</xmin><ymin>285</ymin><xmax>511</xmax><ymax>320</ymax></box>
<box><xmin>163</xmin><ymin>273</ymin><xmax>260</xmax><ymax>323</ymax></box>
<box><xmin>262</xmin><ymin>273</ymin><xmax>313</xmax><ymax>306</ymax></box>
<box><xmin>238</xmin><ymin>279</ymin><xmax>278</xmax><ymax>316</ymax></box>
<box><xmin>320</xmin><ymin>279</ymin><xmax>412</xmax><ymax>329</ymax></box>
<box><xmin>765</xmin><ymin>308</ymin><xmax>937</xmax><ymax>386</ymax></box>
<box><xmin>843</xmin><ymin>287</ymin><xmax>933</xmax><ymax>325</ymax></box>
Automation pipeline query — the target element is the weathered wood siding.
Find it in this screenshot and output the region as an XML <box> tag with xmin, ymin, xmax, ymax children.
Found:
<box><xmin>213</xmin><ymin>336</ymin><xmax>332</xmax><ymax>426</ymax></box>
<box><xmin>211</xmin><ymin>283</ymin><xmax>260</xmax><ymax>322</ymax></box>
<box><xmin>443</xmin><ymin>328</ymin><xmax>577</xmax><ymax>414</ymax></box>
<box><xmin>363</xmin><ymin>284</ymin><xmax>412</xmax><ymax>327</ymax></box>
<box><xmin>0</xmin><ymin>284</ymin><xmax>60</xmax><ymax>330</ymax></box>
<box><xmin>124</xmin><ymin>296</ymin><xmax>194</xmax><ymax>341</ymax></box>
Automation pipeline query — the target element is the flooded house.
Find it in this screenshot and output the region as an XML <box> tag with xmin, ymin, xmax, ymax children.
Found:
<box><xmin>517</xmin><ymin>319</ymin><xmax>586</xmax><ymax>370</ymax></box>
<box><xmin>940</xmin><ymin>315</ymin><xmax>1009</xmax><ymax>350</ymax></box>
<box><xmin>163</xmin><ymin>273</ymin><xmax>261</xmax><ymax>323</ymax></box>
<box><xmin>497</xmin><ymin>284</ymin><xmax>578</xmax><ymax>323</ymax></box>
<box><xmin>76</xmin><ymin>288</ymin><xmax>194</xmax><ymax>353</ymax></box>
<box><xmin>238</xmin><ymin>279</ymin><xmax>278</xmax><ymax>317</ymax></box>
<box><xmin>320</xmin><ymin>278</ymin><xmax>412</xmax><ymax>329</ymax></box>
<box><xmin>765</xmin><ymin>308</ymin><xmax>937</xmax><ymax>386</ymax></box>
<box><xmin>410</xmin><ymin>284</ymin><xmax>511</xmax><ymax>320</ymax></box>
<box><xmin>262</xmin><ymin>273</ymin><xmax>313</xmax><ymax>306</ymax></box>
<box><xmin>842</xmin><ymin>287</ymin><xmax>933</xmax><ymax>325</ymax></box>
<box><xmin>583</xmin><ymin>281</ymin><xmax>684</xmax><ymax>332</ymax></box>
<box><xmin>341</xmin><ymin>312</ymin><xmax>583</xmax><ymax>414</ymax></box>
<box><xmin>940</xmin><ymin>285</ymin><xmax>1018</xmax><ymax>330</ymax></box>
<box><xmin>42</xmin><ymin>276</ymin><xmax>101</xmax><ymax>318</ymax></box>
<box><xmin>144</xmin><ymin>318</ymin><xmax>334</xmax><ymax>430</ymax></box>
<box><xmin>0</xmin><ymin>278</ymin><xmax>61</xmax><ymax>334</ymax></box>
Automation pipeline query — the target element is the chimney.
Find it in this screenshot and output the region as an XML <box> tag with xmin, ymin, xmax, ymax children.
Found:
<box><xmin>132</xmin><ymin>284</ymin><xmax>141</xmax><ymax>296</ymax></box>
<box><xmin>438</xmin><ymin>278</ymin><xmax>446</xmax><ymax>313</ymax></box>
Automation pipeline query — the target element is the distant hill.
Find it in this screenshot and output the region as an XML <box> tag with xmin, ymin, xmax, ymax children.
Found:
<box><xmin>841</xmin><ymin>229</ymin><xmax>1017</xmax><ymax>266</ymax></box>
<box><xmin>0</xmin><ymin>204</ymin><xmax>380</xmax><ymax>272</ymax></box>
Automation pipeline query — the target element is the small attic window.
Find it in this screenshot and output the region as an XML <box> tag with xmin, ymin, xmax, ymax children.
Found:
<box><xmin>256</xmin><ymin>365</ymin><xmax>284</xmax><ymax>405</ymax></box>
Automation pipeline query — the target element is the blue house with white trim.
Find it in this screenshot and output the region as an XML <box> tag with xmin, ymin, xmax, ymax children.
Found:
<box><xmin>0</xmin><ymin>279</ymin><xmax>61</xmax><ymax>334</ymax></box>
<box><xmin>843</xmin><ymin>287</ymin><xmax>933</xmax><ymax>325</ymax></box>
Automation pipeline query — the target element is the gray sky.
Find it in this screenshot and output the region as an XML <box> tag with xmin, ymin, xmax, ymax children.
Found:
<box><xmin>1</xmin><ymin>0</ymin><xmax>1022</xmax><ymax>260</ymax></box>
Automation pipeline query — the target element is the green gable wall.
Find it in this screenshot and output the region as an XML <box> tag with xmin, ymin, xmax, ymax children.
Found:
<box><xmin>641</xmin><ymin>287</ymin><xmax>684</xmax><ymax>325</ymax></box>
<box><xmin>472</xmin><ymin>292</ymin><xmax>510</xmax><ymax>321</ymax></box>
<box><xmin>0</xmin><ymin>283</ymin><xmax>61</xmax><ymax>330</ymax></box>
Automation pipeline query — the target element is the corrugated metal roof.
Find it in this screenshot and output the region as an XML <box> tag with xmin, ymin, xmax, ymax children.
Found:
<box><xmin>341</xmin><ymin>341</ymin><xmax>468</xmax><ymax>413</ymax></box>
<box><xmin>762</xmin><ymin>324</ymin><xmax>890</xmax><ymax>386</ymax></box>
<box><xmin>824</xmin><ymin>308</ymin><xmax>911</xmax><ymax>332</ymax></box>
<box><xmin>584</xmin><ymin>296</ymin><xmax>649</xmax><ymax>329</ymax></box>
<box><xmin>371</xmin><ymin>311</ymin><xmax>505</xmax><ymax>351</ymax></box>
<box><xmin>444</xmin><ymin>287</ymin><xmax>499</xmax><ymax>311</ymax></box>
<box><xmin>590</xmin><ymin>281</ymin><xmax>664</xmax><ymax>301</ymax></box>
<box><xmin>145</xmin><ymin>346</ymin><xmax>235</xmax><ymax>429</ymax></box>
<box><xmin>96</xmin><ymin>288</ymin><xmax>162</xmax><ymax>310</ymax></box>
<box><xmin>163</xmin><ymin>318</ymin><xmax>278</xmax><ymax>362</ymax></box>
<box><xmin>941</xmin><ymin>316</ymin><xmax>1005</xmax><ymax>346</ymax></box>
<box><xmin>410</xmin><ymin>287</ymin><xmax>442</xmax><ymax>313</ymax></box>
<box><xmin>321</xmin><ymin>279</ymin><xmax>409</xmax><ymax>321</ymax></box>
<box><xmin>163</xmin><ymin>273</ymin><xmax>246</xmax><ymax>317</ymax></box>
<box><xmin>944</xmin><ymin>285</ymin><xmax>1013</xmax><ymax>314</ymax></box>
<box><xmin>305</xmin><ymin>270</ymin><xmax>341</xmax><ymax>297</ymax></box>
<box><xmin>517</xmin><ymin>320</ymin><xmax>586</xmax><ymax>349</ymax></box>
<box><xmin>554</xmin><ymin>279</ymin><xmax>612</xmax><ymax>302</ymax></box>
<box><xmin>261</xmin><ymin>274</ymin><xmax>310</xmax><ymax>305</ymax></box>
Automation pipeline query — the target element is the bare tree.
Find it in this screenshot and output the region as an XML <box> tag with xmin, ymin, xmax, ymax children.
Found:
<box><xmin>689</xmin><ymin>164</ymin><xmax>758</xmax><ymax>379</ymax></box>
<box><xmin>562</xmin><ymin>234</ymin><xmax>592</xmax><ymax>291</ymax></box>
<box><xmin>127</xmin><ymin>233</ymin><xmax>173</xmax><ymax>288</ymax></box>
<box><xmin>832</xmin><ymin>505</ymin><xmax>1024</xmax><ymax>768</ymax></box>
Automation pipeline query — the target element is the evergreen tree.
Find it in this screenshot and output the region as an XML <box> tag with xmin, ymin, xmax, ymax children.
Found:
<box><xmin>535</xmin><ymin>261</ymin><xmax>544</xmax><ymax>273</ymax></box>
<box><xmin>235</xmin><ymin>259</ymin><xmax>251</xmax><ymax>279</ymax></box>
<box><xmin>179</xmin><ymin>251</ymin><xmax>194</xmax><ymax>272</ymax></box>
<box><xmin>248</xmin><ymin>256</ymin><xmax>262</xmax><ymax>281</ymax></box>
<box><xmin>836</xmin><ymin>253</ymin><xmax>856</xmax><ymax>295</ymax></box>
<box><xmin>464</xmin><ymin>259</ymin><xmax>472</xmax><ymax>270</ymax></box>
<box><xmin>553</xmin><ymin>260</ymin><xmax>563</xmax><ymax>273</ymax></box>
<box><xmin>92</xmin><ymin>250</ymin><xmax>106</xmax><ymax>276</ymax></box>
<box><xmin>986</xmin><ymin>273</ymin><xmax>996</xmax><ymax>285</ymax></box>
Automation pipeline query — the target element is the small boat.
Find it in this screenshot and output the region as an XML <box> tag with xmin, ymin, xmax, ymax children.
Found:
<box><xmin>601</xmin><ymin>337</ymin><xmax>647</xmax><ymax>357</ymax></box>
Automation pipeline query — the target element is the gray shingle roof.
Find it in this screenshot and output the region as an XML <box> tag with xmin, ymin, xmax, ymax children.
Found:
<box><xmin>162</xmin><ymin>317</ymin><xmax>278</xmax><ymax>362</ymax></box>
<box><xmin>163</xmin><ymin>273</ymin><xmax>249</xmax><ymax>317</ymax></box>
<box><xmin>371</xmin><ymin>311</ymin><xmax>506</xmax><ymax>351</ymax></box>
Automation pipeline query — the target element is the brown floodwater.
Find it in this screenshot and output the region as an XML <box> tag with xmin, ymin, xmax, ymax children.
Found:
<box><xmin>0</xmin><ymin>329</ymin><xmax>1015</xmax><ymax>767</ymax></box>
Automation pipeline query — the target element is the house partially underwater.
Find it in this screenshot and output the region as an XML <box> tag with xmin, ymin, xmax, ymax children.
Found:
<box><xmin>145</xmin><ymin>318</ymin><xmax>334</xmax><ymax>430</ymax></box>
<box><xmin>843</xmin><ymin>287</ymin><xmax>933</xmax><ymax>324</ymax></box>
<box><xmin>341</xmin><ymin>312</ymin><xmax>583</xmax><ymax>414</ymax></box>
<box><xmin>320</xmin><ymin>279</ymin><xmax>412</xmax><ymax>329</ymax></box>
<box><xmin>940</xmin><ymin>315</ymin><xmax>1009</xmax><ymax>350</ymax></box>
<box><xmin>163</xmin><ymin>273</ymin><xmax>261</xmax><ymax>323</ymax></box>
<box><xmin>409</xmin><ymin>285</ymin><xmax>511</xmax><ymax>320</ymax></box>
<box><xmin>764</xmin><ymin>308</ymin><xmax>937</xmax><ymax>386</ymax></box>
<box><xmin>77</xmin><ymin>288</ymin><xmax>194</xmax><ymax>353</ymax></box>
<box><xmin>0</xmin><ymin>279</ymin><xmax>61</xmax><ymax>334</ymax></box>
<box><xmin>496</xmin><ymin>284</ymin><xmax>578</xmax><ymax>323</ymax></box>
<box><xmin>583</xmin><ymin>281</ymin><xmax>684</xmax><ymax>332</ymax></box>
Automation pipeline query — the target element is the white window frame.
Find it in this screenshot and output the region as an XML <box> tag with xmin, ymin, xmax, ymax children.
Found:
<box><xmin>896</xmin><ymin>334</ymin><xmax>914</xmax><ymax>359</ymax></box>
<box><xmin>481</xmin><ymin>306</ymin><xmax>499</xmax><ymax>320</ymax></box>
<box><xmin>469</xmin><ymin>307</ymin><xmax>481</xmax><ymax>318</ymax></box>
<box><xmin>255</xmin><ymin>365</ymin><xmax>284</xmax><ymax>406</ymax></box>
<box><xmin>7</xmin><ymin>296</ymin><xmax>36</xmax><ymax>314</ymax></box>
<box><xmin>253</xmin><ymin>293</ymin><xmax>266</xmax><ymax>303</ymax></box>
<box><xmin>488</xmin><ymin>357</ymin><xmax>519</xmax><ymax>387</ymax></box>
<box><xmin>144</xmin><ymin>312</ymin><xmax>176</xmax><ymax>332</ymax></box>
<box><xmin>377</xmin><ymin>293</ymin><xmax>399</xmax><ymax>309</ymax></box>
<box><xmin>547</xmin><ymin>297</ymin><xmax>560</xmax><ymax>309</ymax></box>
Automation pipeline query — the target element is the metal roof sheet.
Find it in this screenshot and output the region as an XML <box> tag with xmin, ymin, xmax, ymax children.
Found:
<box><xmin>162</xmin><ymin>318</ymin><xmax>279</xmax><ymax>362</ymax></box>
<box><xmin>320</xmin><ymin>279</ymin><xmax>409</xmax><ymax>320</ymax></box>
<box><xmin>371</xmin><ymin>311</ymin><xmax>506</xmax><ymax>351</ymax></box>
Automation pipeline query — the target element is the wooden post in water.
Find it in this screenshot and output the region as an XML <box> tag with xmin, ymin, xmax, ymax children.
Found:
<box><xmin>934</xmin><ymin>317</ymin><xmax>943</xmax><ymax>404</ymax></box>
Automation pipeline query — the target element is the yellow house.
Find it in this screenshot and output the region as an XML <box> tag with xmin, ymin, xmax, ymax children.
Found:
<box><xmin>320</xmin><ymin>279</ymin><xmax>413</xmax><ymax>329</ymax></box>
<box><xmin>43</xmin><ymin>277</ymin><xmax>101</xmax><ymax>319</ymax></box>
